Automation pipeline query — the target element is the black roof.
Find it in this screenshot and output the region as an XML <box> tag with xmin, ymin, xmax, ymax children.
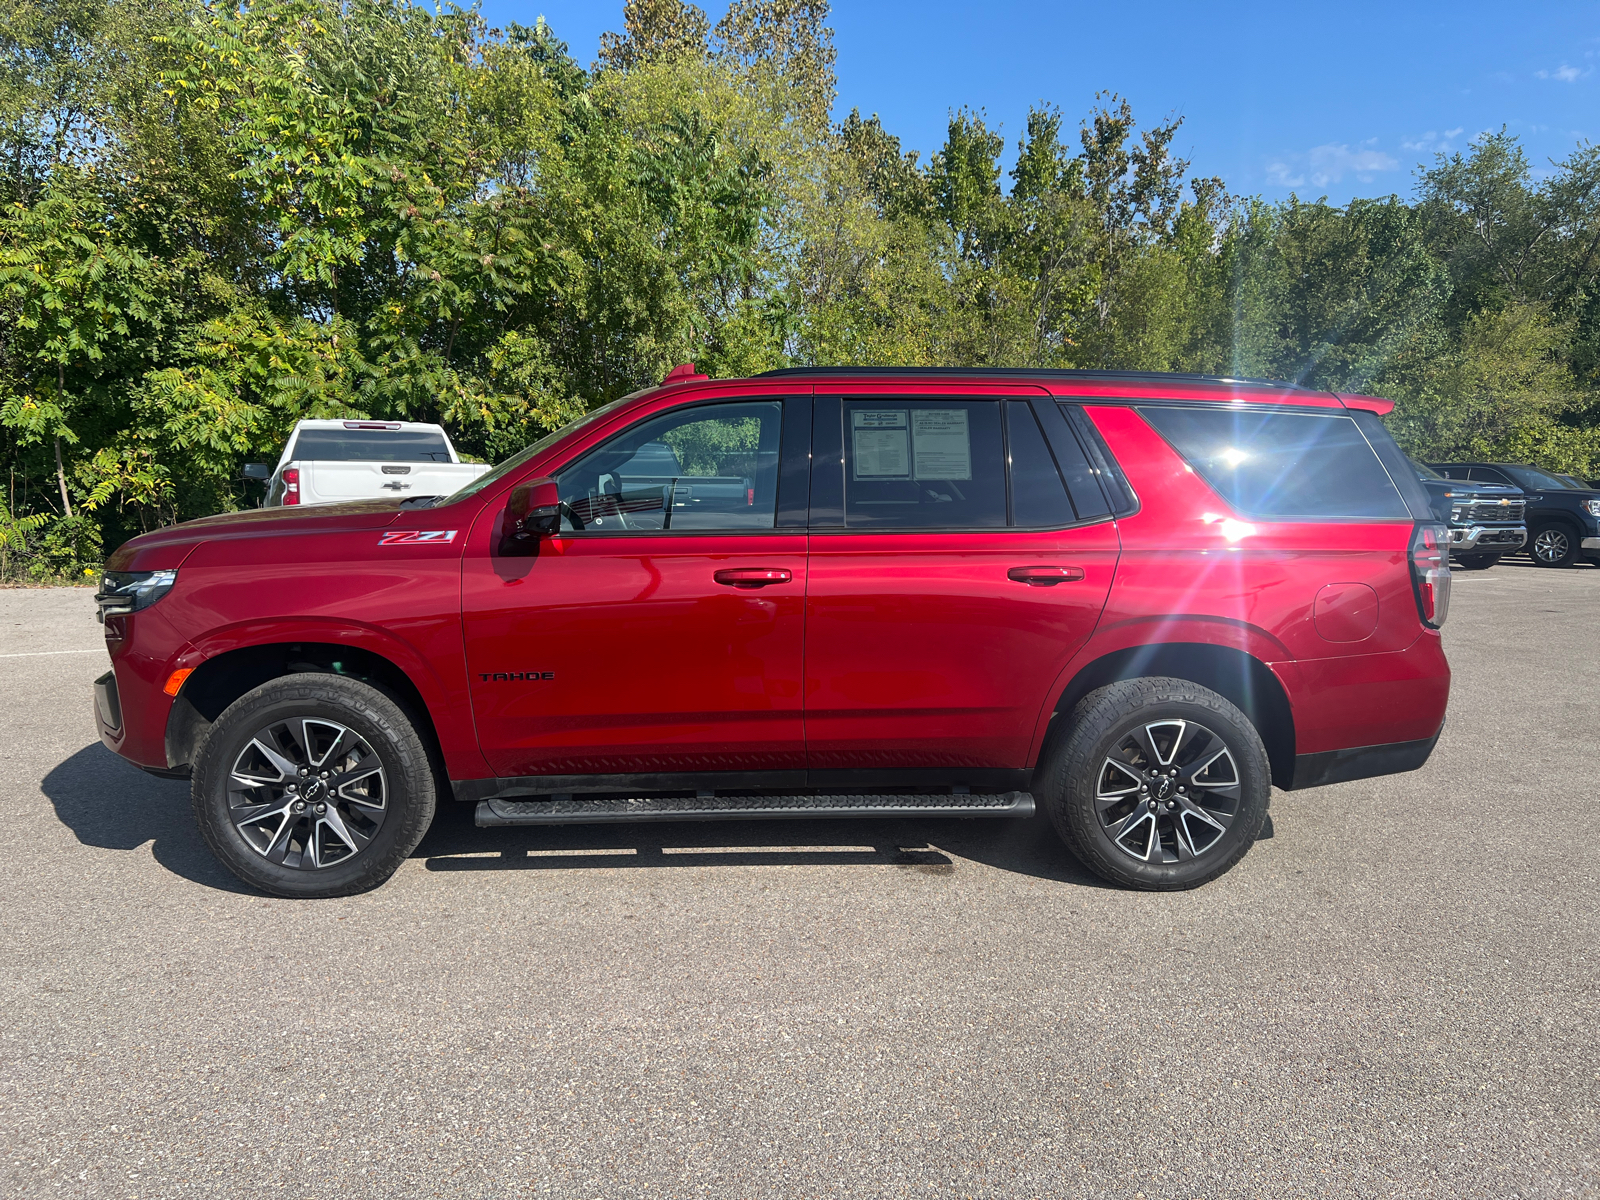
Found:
<box><xmin>753</xmin><ymin>366</ymin><xmax>1309</xmax><ymax>390</ymax></box>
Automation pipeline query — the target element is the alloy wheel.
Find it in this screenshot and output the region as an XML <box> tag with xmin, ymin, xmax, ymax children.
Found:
<box><xmin>227</xmin><ymin>717</ymin><xmax>388</xmax><ymax>870</ymax></box>
<box><xmin>1533</xmin><ymin>528</ymin><xmax>1570</xmax><ymax>564</ymax></box>
<box><xmin>1095</xmin><ymin>719</ymin><xmax>1242</xmax><ymax>864</ymax></box>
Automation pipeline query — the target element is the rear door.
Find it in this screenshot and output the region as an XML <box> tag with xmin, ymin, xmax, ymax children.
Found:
<box><xmin>802</xmin><ymin>393</ymin><xmax>1119</xmax><ymax>780</ymax></box>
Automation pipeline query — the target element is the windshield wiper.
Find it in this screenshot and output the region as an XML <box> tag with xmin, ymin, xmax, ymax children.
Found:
<box><xmin>398</xmin><ymin>494</ymin><xmax>444</xmax><ymax>509</ymax></box>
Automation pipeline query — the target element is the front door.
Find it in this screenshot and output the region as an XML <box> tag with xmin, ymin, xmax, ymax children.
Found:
<box><xmin>803</xmin><ymin>395</ymin><xmax>1118</xmax><ymax>779</ymax></box>
<box><xmin>462</xmin><ymin>398</ymin><xmax>807</xmax><ymax>784</ymax></box>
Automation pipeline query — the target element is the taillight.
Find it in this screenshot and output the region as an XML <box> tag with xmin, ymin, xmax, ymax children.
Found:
<box><xmin>1408</xmin><ymin>523</ymin><xmax>1450</xmax><ymax>628</ymax></box>
<box><xmin>283</xmin><ymin>467</ymin><xmax>300</xmax><ymax>506</ymax></box>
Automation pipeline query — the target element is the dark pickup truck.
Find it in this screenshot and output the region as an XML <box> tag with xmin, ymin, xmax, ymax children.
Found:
<box><xmin>1430</xmin><ymin>462</ymin><xmax>1600</xmax><ymax>568</ymax></box>
<box><xmin>1409</xmin><ymin>460</ymin><xmax>1526</xmax><ymax>569</ymax></box>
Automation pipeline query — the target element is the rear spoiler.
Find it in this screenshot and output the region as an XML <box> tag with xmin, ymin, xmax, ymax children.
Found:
<box><xmin>1335</xmin><ymin>393</ymin><xmax>1395</xmax><ymax>417</ymax></box>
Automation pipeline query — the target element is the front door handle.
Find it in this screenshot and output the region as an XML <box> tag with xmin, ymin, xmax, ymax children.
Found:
<box><xmin>714</xmin><ymin>567</ymin><xmax>793</xmax><ymax>589</ymax></box>
<box><xmin>1008</xmin><ymin>565</ymin><xmax>1085</xmax><ymax>586</ymax></box>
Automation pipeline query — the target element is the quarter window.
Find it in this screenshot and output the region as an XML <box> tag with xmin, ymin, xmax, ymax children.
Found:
<box><xmin>1139</xmin><ymin>406</ymin><xmax>1409</xmax><ymax>520</ymax></box>
<box><xmin>555</xmin><ymin>402</ymin><xmax>782</xmax><ymax>532</ymax></box>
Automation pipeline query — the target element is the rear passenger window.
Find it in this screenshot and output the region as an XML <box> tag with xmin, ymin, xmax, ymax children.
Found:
<box><xmin>1139</xmin><ymin>406</ymin><xmax>1409</xmax><ymax>520</ymax></box>
<box><xmin>843</xmin><ymin>400</ymin><xmax>1006</xmax><ymax>528</ymax></box>
<box><xmin>1007</xmin><ymin>401</ymin><xmax>1075</xmax><ymax>527</ymax></box>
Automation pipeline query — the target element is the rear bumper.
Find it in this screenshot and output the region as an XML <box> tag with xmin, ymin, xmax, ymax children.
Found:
<box><xmin>1286</xmin><ymin>727</ymin><xmax>1442</xmax><ymax>791</ymax></box>
<box><xmin>1277</xmin><ymin>632</ymin><xmax>1450</xmax><ymax>760</ymax></box>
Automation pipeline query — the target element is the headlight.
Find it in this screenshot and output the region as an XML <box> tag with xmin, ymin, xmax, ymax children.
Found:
<box><xmin>1585</xmin><ymin>499</ymin><xmax>1600</xmax><ymax>518</ymax></box>
<box><xmin>96</xmin><ymin>569</ymin><xmax>178</xmax><ymax>618</ymax></box>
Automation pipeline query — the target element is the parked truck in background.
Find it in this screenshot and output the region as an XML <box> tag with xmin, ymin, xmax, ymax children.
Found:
<box><xmin>1429</xmin><ymin>461</ymin><xmax>1600</xmax><ymax>568</ymax></box>
<box><xmin>1408</xmin><ymin>459</ymin><xmax>1526</xmax><ymax>570</ymax></box>
<box><xmin>246</xmin><ymin>420</ymin><xmax>490</xmax><ymax>508</ymax></box>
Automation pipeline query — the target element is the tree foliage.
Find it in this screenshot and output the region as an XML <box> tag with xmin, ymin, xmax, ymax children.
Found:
<box><xmin>3</xmin><ymin>0</ymin><xmax>1600</xmax><ymax>578</ymax></box>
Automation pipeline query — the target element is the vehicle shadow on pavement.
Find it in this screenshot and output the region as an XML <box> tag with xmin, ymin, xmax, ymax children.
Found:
<box><xmin>41</xmin><ymin>743</ymin><xmax>255</xmax><ymax>893</ymax></box>
<box><xmin>417</xmin><ymin>801</ymin><xmax>1122</xmax><ymax>888</ymax></box>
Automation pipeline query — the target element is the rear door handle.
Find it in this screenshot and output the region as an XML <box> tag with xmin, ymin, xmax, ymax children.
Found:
<box><xmin>714</xmin><ymin>567</ymin><xmax>793</xmax><ymax>589</ymax></box>
<box><xmin>1008</xmin><ymin>566</ymin><xmax>1085</xmax><ymax>586</ymax></box>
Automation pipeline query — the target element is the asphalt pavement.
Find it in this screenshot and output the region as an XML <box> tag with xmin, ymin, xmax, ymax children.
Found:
<box><xmin>1</xmin><ymin>563</ymin><xmax>1596</xmax><ymax>1199</ymax></box>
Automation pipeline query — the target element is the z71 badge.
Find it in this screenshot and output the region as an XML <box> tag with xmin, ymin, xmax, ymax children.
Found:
<box><xmin>378</xmin><ymin>530</ymin><xmax>458</xmax><ymax>545</ymax></box>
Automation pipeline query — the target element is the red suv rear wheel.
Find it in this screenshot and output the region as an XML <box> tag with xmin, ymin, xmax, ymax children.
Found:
<box><xmin>1037</xmin><ymin>677</ymin><xmax>1270</xmax><ymax>890</ymax></box>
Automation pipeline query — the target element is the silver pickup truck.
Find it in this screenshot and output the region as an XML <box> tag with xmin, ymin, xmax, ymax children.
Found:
<box><xmin>246</xmin><ymin>420</ymin><xmax>489</xmax><ymax>507</ymax></box>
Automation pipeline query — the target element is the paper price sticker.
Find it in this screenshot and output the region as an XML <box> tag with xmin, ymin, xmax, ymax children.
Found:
<box><xmin>852</xmin><ymin>410</ymin><xmax>910</xmax><ymax>479</ymax></box>
<box><xmin>912</xmin><ymin>409</ymin><xmax>971</xmax><ymax>480</ymax></box>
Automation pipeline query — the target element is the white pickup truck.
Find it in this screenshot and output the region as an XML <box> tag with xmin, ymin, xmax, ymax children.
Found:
<box><xmin>247</xmin><ymin>420</ymin><xmax>490</xmax><ymax>507</ymax></box>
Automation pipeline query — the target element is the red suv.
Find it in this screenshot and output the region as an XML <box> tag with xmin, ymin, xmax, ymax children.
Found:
<box><xmin>93</xmin><ymin>368</ymin><xmax>1451</xmax><ymax>897</ymax></box>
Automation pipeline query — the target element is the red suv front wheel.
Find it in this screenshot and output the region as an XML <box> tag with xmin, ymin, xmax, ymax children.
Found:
<box><xmin>191</xmin><ymin>675</ymin><xmax>438</xmax><ymax>897</ymax></box>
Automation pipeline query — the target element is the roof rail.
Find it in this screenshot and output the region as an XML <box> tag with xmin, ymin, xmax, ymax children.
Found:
<box><xmin>753</xmin><ymin>365</ymin><xmax>1308</xmax><ymax>390</ymax></box>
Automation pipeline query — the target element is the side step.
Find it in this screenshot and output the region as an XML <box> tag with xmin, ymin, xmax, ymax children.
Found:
<box><xmin>475</xmin><ymin>791</ymin><xmax>1035</xmax><ymax>827</ymax></box>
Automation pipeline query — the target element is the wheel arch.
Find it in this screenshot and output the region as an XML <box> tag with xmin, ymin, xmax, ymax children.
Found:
<box><xmin>1048</xmin><ymin>642</ymin><xmax>1296</xmax><ymax>790</ymax></box>
<box><xmin>167</xmin><ymin>641</ymin><xmax>444</xmax><ymax>779</ymax></box>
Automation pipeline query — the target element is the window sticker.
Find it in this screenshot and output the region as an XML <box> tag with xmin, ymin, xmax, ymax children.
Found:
<box><xmin>851</xmin><ymin>410</ymin><xmax>911</xmax><ymax>479</ymax></box>
<box><xmin>912</xmin><ymin>409</ymin><xmax>972</xmax><ymax>480</ymax></box>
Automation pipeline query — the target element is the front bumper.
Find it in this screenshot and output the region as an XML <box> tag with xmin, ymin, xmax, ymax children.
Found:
<box><xmin>1448</xmin><ymin>524</ymin><xmax>1526</xmax><ymax>553</ymax></box>
<box><xmin>1582</xmin><ymin>537</ymin><xmax>1600</xmax><ymax>551</ymax></box>
<box><xmin>94</xmin><ymin>670</ymin><xmax>123</xmax><ymax>749</ymax></box>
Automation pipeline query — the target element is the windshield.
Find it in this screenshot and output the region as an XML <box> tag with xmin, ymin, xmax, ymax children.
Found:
<box><xmin>1501</xmin><ymin>465</ymin><xmax>1582</xmax><ymax>490</ymax></box>
<box><xmin>1409</xmin><ymin>457</ymin><xmax>1445</xmax><ymax>481</ymax></box>
<box><xmin>436</xmin><ymin>394</ymin><xmax>638</xmax><ymax>507</ymax></box>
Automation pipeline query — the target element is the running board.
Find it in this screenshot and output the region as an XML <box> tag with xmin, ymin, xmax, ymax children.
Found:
<box><xmin>475</xmin><ymin>791</ymin><xmax>1035</xmax><ymax>827</ymax></box>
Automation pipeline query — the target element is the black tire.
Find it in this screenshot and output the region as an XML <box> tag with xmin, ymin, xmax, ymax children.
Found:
<box><xmin>192</xmin><ymin>674</ymin><xmax>437</xmax><ymax>898</ymax></box>
<box><xmin>1529</xmin><ymin>523</ymin><xmax>1580</xmax><ymax>568</ymax></box>
<box><xmin>1455</xmin><ymin>554</ymin><xmax>1500</xmax><ymax>570</ymax></box>
<box><xmin>1036</xmin><ymin>677</ymin><xmax>1270</xmax><ymax>891</ymax></box>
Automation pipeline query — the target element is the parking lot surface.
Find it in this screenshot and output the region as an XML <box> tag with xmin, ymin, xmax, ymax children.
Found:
<box><xmin>1</xmin><ymin>564</ymin><xmax>1596</xmax><ymax>1199</ymax></box>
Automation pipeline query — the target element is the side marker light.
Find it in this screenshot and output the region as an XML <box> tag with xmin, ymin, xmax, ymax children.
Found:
<box><xmin>163</xmin><ymin>668</ymin><xmax>194</xmax><ymax>697</ymax></box>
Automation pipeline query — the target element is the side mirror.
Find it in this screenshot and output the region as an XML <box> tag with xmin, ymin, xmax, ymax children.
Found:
<box><xmin>501</xmin><ymin>477</ymin><xmax>561</xmax><ymax>553</ymax></box>
<box><xmin>242</xmin><ymin>463</ymin><xmax>271</xmax><ymax>481</ymax></box>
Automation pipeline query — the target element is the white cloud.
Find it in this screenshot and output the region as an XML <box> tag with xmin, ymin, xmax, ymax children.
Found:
<box><xmin>1401</xmin><ymin>127</ymin><xmax>1466</xmax><ymax>154</ymax></box>
<box><xmin>1265</xmin><ymin>141</ymin><xmax>1401</xmax><ymax>190</ymax></box>
<box><xmin>1265</xmin><ymin>161</ymin><xmax>1303</xmax><ymax>187</ymax></box>
<box><xmin>1536</xmin><ymin>63</ymin><xmax>1588</xmax><ymax>82</ymax></box>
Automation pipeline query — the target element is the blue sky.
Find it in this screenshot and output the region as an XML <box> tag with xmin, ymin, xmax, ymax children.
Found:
<box><xmin>474</xmin><ymin>1</ymin><xmax>1599</xmax><ymax>205</ymax></box>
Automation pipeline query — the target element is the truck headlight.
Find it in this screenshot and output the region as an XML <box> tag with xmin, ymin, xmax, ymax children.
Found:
<box><xmin>96</xmin><ymin>569</ymin><xmax>178</xmax><ymax>618</ymax></box>
<box><xmin>1585</xmin><ymin>500</ymin><xmax>1600</xmax><ymax>518</ymax></box>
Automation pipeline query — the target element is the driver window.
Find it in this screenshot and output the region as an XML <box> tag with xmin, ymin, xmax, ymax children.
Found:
<box><xmin>555</xmin><ymin>401</ymin><xmax>782</xmax><ymax>533</ymax></box>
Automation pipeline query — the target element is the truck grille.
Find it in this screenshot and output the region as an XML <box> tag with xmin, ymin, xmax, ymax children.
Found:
<box><xmin>1464</xmin><ymin>500</ymin><xmax>1524</xmax><ymax>523</ymax></box>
